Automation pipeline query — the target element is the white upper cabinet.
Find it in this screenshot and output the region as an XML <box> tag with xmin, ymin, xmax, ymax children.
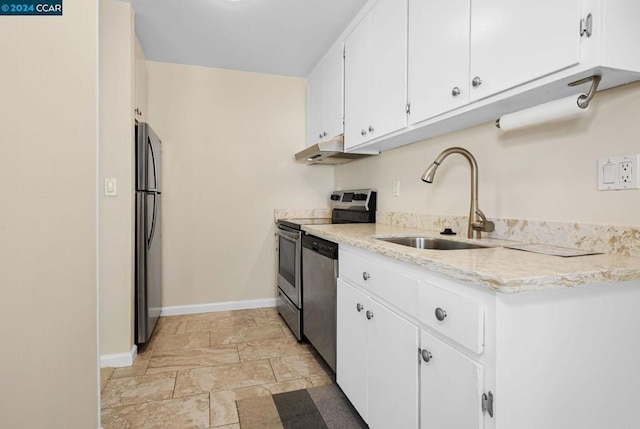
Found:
<box><xmin>408</xmin><ymin>0</ymin><xmax>471</xmax><ymax>124</ymax></box>
<box><xmin>344</xmin><ymin>0</ymin><xmax>407</xmax><ymax>151</ymax></box>
<box><xmin>408</xmin><ymin>0</ymin><xmax>580</xmax><ymax>124</ymax></box>
<box><xmin>344</xmin><ymin>14</ymin><xmax>372</xmax><ymax>149</ymax></box>
<box><xmin>306</xmin><ymin>42</ymin><xmax>344</xmax><ymax>147</ymax></box>
<box><xmin>332</xmin><ymin>0</ymin><xmax>640</xmax><ymax>152</ymax></box>
<box><xmin>469</xmin><ymin>0</ymin><xmax>581</xmax><ymax>101</ymax></box>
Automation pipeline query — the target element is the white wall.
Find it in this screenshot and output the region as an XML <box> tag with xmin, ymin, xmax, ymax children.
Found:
<box><xmin>0</xmin><ymin>1</ymin><xmax>99</xmax><ymax>427</ymax></box>
<box><xmin>147</xmin><ymin>61</ymin><xmax>334</xmax><ymax>307</ymax></box>
<box><xmin>99</xmin><ymin>0</ymin><xmax>135</xmax><ymax>357</ymax></box>
<box><xmin>335</xmin><ymin>82</ymin><xmax>640</xmax><ymax>226</ymax></box>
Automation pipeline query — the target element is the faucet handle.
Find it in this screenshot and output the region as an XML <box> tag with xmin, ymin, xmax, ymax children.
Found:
<box><xmin>473</xmin><ymin>209</ymin><xmax>495</xmax><ymax>233</ymax></box>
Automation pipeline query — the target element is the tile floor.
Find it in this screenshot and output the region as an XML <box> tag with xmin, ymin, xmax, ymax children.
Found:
<box><xmin>100</xmin><ymin>308</ymin><xmax>335</xmax><ymax>429</ymax></box>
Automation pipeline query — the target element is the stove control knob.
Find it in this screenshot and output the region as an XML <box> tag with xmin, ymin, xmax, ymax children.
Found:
<box><xmin>330</xmin><ymin>194</ymin><xmax>340</xmax><ymax>201</ymax></box>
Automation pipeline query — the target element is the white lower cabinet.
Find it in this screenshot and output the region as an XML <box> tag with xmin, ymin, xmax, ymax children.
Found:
<box><xmin>337</xmin><ymin>244</ymin><xmax>640</xmax><ymax>429</ymax></box>
<box><xmin>336</xmin><ymin>277</ymin><xmax>368</xmax><ymax>419</ymax></box>
<box><xmin>420</xmin><ymin>329</ymin><xmax>485</xmax><ymax>429</ymax></box>
<box><xmin>336</xmin><ymin>278</ymin><xmax>419</xmax><ymax>429</ymax></box>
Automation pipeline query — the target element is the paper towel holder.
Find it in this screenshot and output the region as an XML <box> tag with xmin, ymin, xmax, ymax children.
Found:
<box><xmin>570</xmin><ymin>75</ymin><xmax>601</xmax><ymax>108</ymax></box>
<box><xmin>495</xmin><ymin>75</ymin><xmax>602</xmax><ymax>128</ymax></box>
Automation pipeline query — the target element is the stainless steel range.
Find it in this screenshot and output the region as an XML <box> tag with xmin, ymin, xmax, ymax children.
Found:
<box><xmin>276</xmin><ymin>189</ymin><xmax>376</xmax><ymax>369</ymax></box>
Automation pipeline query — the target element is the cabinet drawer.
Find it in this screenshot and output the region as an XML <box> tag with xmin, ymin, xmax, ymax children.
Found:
<box><xmin>340</xmin><ymin>249</ymin><xmax>418</xmax><ymax>316</ymax></box>
<box><xmin>418</xmin><ymin>282</ymin><xmax>484</xmax><ymax>354</ymax></box>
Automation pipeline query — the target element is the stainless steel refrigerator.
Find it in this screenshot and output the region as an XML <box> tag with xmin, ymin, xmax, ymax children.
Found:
<box><xmin>135</xmin><ymin>122</ymin><xmax>162</xmax><ymax>344</ymax></box>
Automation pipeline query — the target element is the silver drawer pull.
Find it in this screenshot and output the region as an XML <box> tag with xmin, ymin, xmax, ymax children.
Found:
<box><xmin>366</xmin><ymin>310</ymin><xmax>374</xmax><ymax>320</ymax></box>
<box><xmin>362</xmin><ymin>272</ymin><xmax>370</xmax><ymax>281</ymax></box>
<box><xmin>421</xmin><ymin>349</ymin><xmax>432</xmax><ymax>363</ymax></box>
<box><xmin>435</xmin><ymin>307</ymin><xmax>447</xmax><ymax>321</ymax></box>
<box><xmin>356</xmin><ymin>303</ymin><xmax>364</xmax><ymax>312</ymax></box>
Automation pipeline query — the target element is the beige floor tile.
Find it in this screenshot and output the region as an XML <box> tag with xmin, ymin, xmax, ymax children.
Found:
<box><xmin>212</xmin><ymin>424</ymin><xmax>240</xmax><ymax>429</ymax></box>
<box><xmin>237</xmin><ymin>337</ymin><xmax>313</xmax><ymax>361</ymax></box>
<box><xmin>154</xmin><ymin>317</ymin><xmax>188</xmax><ymax>336</ymax></box>
<box><xmin>148</xmin><ymin>331</ymin><xmax>210</xmax><ymax>352</ymax></box>
<box><xmin>208</xmin><ymin>378</ymin><xmax>312</xmax><ymax>427</ymax></box>
<box><xmin>136</xmin><ymin>343</ymin><xmax>154</xmax><ymax>360</ymax></box>
<box><xmin>260</xmin><ymin>377</ymin><xmax>314</xmax><ymax>394</ymax></box>
<box><xmin>100</xmin><ymin>367</ymin><xmax>115</xmax><ymax>393</ymax></box>
<box><xmin>101</xmin><ymin>372</ymin><xmax>176</xmax><ymax>409</ymax></box>
<box><xmin>236</xmin><ymin>394</ymin><xmax>284</xmax><ymax>429</ymax></box>
<box><xmin>110</xmin><ymin>354</ymin><xmax>151</xmax><ymax>380</ymax></box>
<box><xmin>251</xmin><ymin>309</ymin><xmax>286</xmax><ymax>326</ymax></box>
<box><xmin>280</xmin><ymin>324</ymin><xmax>297</xmax><ymax>340</ymax></box>
<box><xmin>269</xmin><ymin>353</ymin><xmax>332</xmax><ymax>382</ymax></box>
<box><xmin>174</xmin><ymin>360</ymin><xmax>276</xmax><ymax>397</ymax></box>
<box><xmin>308</xmin><ymin>372</ymin><xmax>336</xmax><ymax>387</ymax></box>
<box><xmin>146</xmin><ymin>345</ymin><xmax>239</xmax><ymax>374</ymax></box>
<box><xmin>167</xmin><ymin>311</ymin><xmax>234</xmax><ymax>323</ymax></box>
<box><xmin>102</xmin><ymin>393</ymin><xmax>210</xmax><ymax>429</ymax></box>
<box><xmin>210</xmin><ymin>324</ymin><xmax>286</xmax><ymax>345</ymax></box>
<box><xmin>185</xmin><ymin>314</ymin><xmax>256</xmax><ymax>333</ymax></box>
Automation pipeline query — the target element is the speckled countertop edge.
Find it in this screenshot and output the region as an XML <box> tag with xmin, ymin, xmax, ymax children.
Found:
<box><xmin>300</xmin><ymin>223</ymin><xmax>640</xmax><ymax>293</ymax></box>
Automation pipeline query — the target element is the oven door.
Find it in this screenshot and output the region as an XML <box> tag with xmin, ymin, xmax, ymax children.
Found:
<box><xmin>277</xmin><ymin>225</ymin><xmax>301</xmax><ymax>308</ymax></box>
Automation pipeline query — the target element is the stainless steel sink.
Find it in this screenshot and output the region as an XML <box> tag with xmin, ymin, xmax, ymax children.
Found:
<box><xmin>375</xmin><ymin>236</ymin><xmax>490</xmax><ymax>250</ymax></box>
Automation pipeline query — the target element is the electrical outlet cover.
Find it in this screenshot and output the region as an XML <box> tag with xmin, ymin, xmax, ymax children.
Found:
<box><xmin>598</xmin><ymin>154</ymin><xmax>640</xmax><ymax>190</ymax></box>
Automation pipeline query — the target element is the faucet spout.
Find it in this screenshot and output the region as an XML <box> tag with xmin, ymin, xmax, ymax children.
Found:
<box><xmin>421</xmin><ymin>147</ymin><xmax>492</xmax><ymax>239</ymax></box>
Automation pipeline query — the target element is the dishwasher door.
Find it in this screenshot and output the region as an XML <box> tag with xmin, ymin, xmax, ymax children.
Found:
<box><xmin>302</xmin><ymin>235</ymin><xmax>338</xmax><ymax>371</ymax></box>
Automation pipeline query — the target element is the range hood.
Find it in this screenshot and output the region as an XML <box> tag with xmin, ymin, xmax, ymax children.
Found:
<box><xmin>294</xmin><ymin>135</ymin><xmax>378</xmax><ymax>165</ymax></box>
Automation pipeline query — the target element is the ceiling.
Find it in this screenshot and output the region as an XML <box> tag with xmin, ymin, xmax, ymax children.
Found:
<box><xmin>127</xmin><ymin>0</ymin><xmax>368</xmax><ymax>77</ymax></box>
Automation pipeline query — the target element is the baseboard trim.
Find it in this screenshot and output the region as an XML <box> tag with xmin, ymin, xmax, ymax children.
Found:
<box><xmin>161</xmin><ymin>298</ymin><xmax>278</xmax><ymax>317</ymax></box>
<box><xmin>100</xmin><ymin>344</ymin><xmax>137</xmax><ymax>368</ymax></box>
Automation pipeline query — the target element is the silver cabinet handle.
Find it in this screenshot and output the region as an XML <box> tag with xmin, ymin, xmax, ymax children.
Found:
<box><xmin>472</xmin><ymin>76</ymin><xmax>483</xmax><ymax>87</ymax></box>
<box><xmin>356</xmin><ymin>303</ymin><xmax>364</xmax><ymax>312</ymax></box>
<box><xmin>451</xmin><ymin>86</ymin><xmax>461</xmax><ymax>96</ymax></box>
<box><xmin>362</xmin><ymin>272</ymin><xmax>370</xmax><ymax>281</ymax></box>
<box><xmin>361</xmin><ymin>129</ymin><xmax>367</xmax><ymax>136</ymax></box>
<box><xmin>368</xmin><ymin>125</ymin><xmax>374</xmax><ymax>132</ymax></box>
<box><xmin>323</xmin><ymin>131</ymin><xmax>328</xmax><ymax>137</ymax></box>
<box><xmin>366</xmin><ymin>310</ymin><xmax>374</xmax><ymax>320</ymax></box>
<box><xmin>435</xmin><ymin>307</ymin><xmax>447</xmax><ymax>321</ymax></box>
<box><xmin>319</xmin><ymin>133</ymin><xmax>323</xmax><ymax>139</ymax></box>
<box><xmin>421</xmin><ymin>349</ymin><xmax>432</xmax><ymax>363</ymax></box>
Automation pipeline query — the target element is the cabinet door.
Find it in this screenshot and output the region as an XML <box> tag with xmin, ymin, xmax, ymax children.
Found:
<box><xmin>408</xmin><ymin>0</ymin><xmax>470</xmax><ymax>124</ymax></box>
<box><xmin>420</xmin><ymin>330</ymin><xmax>484</xmax><ymax>429</ymax></box>
<box><xmin>323</xmin><ymin>42</ymin><xmax>344</xmax><ymax>139</ymax></box>
<box><xmin>336</xmin><ymin>278</ymin><xmax>368</xmax><ymax>422</ymax></box>
<box><xmin>369</xmin><ymin>0</ymin><xmax>408</xmax><ymax>139</ymax></box>
<box><xmin>306</xmin><ymin>66</ymin><xmax>324</xmax><ymax>146</ymax></box>
<box><xmin>344</xmin><ymin>15</ymin><xmax>371</xmax><ymax>150</ymax></box>
<box><xmin>470</xmin><ymin>0</ymin><xmax>581</xmax><ymax>100</ymax></box>
<box><xmin>367</xmin><ymin>298</ymin><xmax>419</xmax><ymax>429</ymax></box>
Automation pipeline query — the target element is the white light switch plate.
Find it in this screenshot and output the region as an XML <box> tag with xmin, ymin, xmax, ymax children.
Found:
<box><xmin>105</xmin><ymin>178</ymin><xmax>117</xmax><ymax>196</ymax></box>
<box><xmin>392</xmin><ymin>180</ymin><xmax>400</xmax><ymax>197</ymax></box>
<box><xmin>598</xmin><ymin>155</ymin><xmax>640</xmax><ymax>190</ymax></box>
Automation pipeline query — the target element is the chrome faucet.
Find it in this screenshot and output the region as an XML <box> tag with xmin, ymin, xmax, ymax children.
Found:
<box><xmin>421</xmin><ymin>147</ymin><xmax>494</xmax><ymax>239</ymax></box>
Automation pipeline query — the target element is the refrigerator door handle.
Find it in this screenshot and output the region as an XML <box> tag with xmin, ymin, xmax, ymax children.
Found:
<box><xmin>148</xmin><ymin>193</ymin><xmax>158</xmax><ymax>250</ymax></box>
<box><xmin>149</xmin><ymin>137</ymin><xmax>160</xmax><ymax>192</ymax></box>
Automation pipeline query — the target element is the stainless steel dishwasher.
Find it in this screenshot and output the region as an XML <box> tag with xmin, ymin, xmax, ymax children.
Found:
<box><xmin>302</xmin><ymin>234</ymin><xmax>338</xmax><ymax>372</ymax></box>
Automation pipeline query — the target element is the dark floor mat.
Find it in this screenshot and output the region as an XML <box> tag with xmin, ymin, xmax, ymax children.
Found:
<box><xmin>237</xmin><ymin>385</ymin><xmax>368</xmax><ymax>429</ymax></box>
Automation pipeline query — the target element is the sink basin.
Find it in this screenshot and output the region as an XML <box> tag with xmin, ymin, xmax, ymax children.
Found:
<box><xmin>375</xmin><ymin>236</ymin><xmax>490</xmax><ymax>250</ymax></box>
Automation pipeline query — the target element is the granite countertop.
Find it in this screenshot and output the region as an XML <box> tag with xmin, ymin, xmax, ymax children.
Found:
<box><xmin>301</xmin><ymin>223</ymin><xmax>640</xmax><ymax>293</ymax></box>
